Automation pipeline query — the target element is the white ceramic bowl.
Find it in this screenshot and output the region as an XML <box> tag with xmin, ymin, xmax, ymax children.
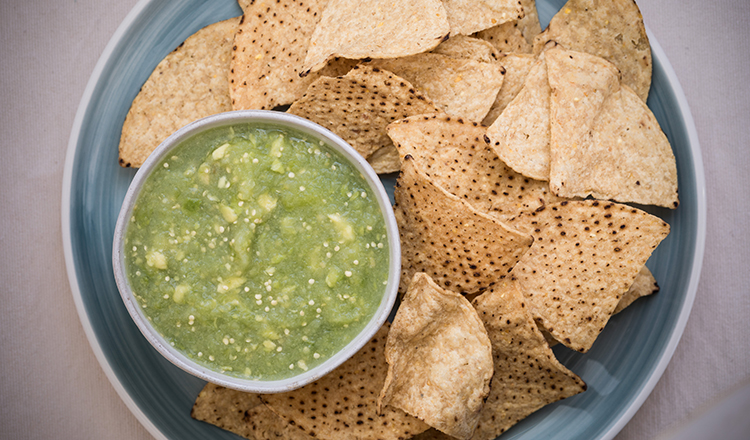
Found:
<box><xmin>112</xmin><ymin>110</ymin><xmax>400</xmax><ymax>394</ymax></box>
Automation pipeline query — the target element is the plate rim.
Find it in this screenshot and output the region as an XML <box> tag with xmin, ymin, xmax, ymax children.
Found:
<box><xmin>60</xmin><ymin>2</ymin><xmax>707</xmax><ymax>440</ymax></box>
<box><xmin>597</xmin><ymin>27</ymin><xmax>707</xmax><ymax>440</ymax></box>
<box><xmin>61</xmin><ymin>0</ymin><xmax>169</xmax><ymax>438</ymax></box>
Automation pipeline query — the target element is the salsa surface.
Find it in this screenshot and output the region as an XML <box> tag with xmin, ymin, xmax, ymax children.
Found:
<box><xmin>124</xmin><ymin>123</ymin><xmax>389</xmax><ymax>380</ymax></box>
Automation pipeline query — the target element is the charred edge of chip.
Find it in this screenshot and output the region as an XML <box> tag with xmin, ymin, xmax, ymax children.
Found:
<box><xmin>440</xmin><ymin>33</ymin><xmax>450</xmax><ymax>43</ymax></box>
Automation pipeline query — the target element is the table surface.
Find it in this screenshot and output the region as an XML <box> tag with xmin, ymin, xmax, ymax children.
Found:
<box><xmin>1</xmin><ymin>0</ymin><xmax>749</xmax><ymax>439</ymax></box>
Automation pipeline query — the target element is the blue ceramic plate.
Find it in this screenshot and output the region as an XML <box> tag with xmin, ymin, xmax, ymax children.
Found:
<box><xmin>62</xmin><ymin>1</ymin><xmax>706</xmax><ymax>439</ymax></box>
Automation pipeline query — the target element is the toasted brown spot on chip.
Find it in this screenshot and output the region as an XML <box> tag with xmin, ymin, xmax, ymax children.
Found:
<box><xmin>229</xmin><ymin>0</ymin><xmax>356</xmax><ymax>111</ymax></box>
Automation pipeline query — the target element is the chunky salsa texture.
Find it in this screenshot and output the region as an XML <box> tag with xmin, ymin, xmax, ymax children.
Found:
<box><xmin>124</xmin><ymin>123</ymin><xmax>389</xmax><ymax>380</ymax></box>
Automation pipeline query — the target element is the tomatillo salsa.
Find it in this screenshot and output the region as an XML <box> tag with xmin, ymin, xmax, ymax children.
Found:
<box><xmin>124</xmin><ymin>123</ymin><xmax>389</xmax><ymax>380</ymax></box>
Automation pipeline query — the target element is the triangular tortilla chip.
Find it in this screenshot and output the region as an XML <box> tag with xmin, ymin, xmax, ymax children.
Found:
<box><xmin>229</xmin><ymin>1</ymin><xmax>357</xmax><ymax>110</ymax></box>
<box><xmin>363</xmin><ymin>53</ymin><xmax>505</xmax><ymax>122</ymax></box>
<box><xmin>261</xmin><ymin>324</ymin><xmax>430</xmax><ymax>440</ymax></box>
<box><xmin>302</xmin><ymin>0</ymin><xmax>450</xmax><ymax>74</ymax></box>
<box><xmin>481</xmin><ymin>52</ymin><xmax>536</xmax><ymax>125</ymax></box>
<box><xmin>532</xmin><ymin>0</ymin><xmax>652</xmax><ymax>101</ymax></box>
<box><xmin>506</xmin><ymin>200</ymin><xmax>670</xmax><ymax>352</ymax></box>
<box><xmin>379</xmin><ymin>273</ymin><xmax>493</xmax><ymax>440</ymax></box>
<box><xmin>191</xmin><ymin>383</ymin><xmax>314</xmax><ymax>440</ymax></box>
<box><xmin>431</xmin><ymin>35</ymin><xmax>499</xmax><ymax>63</ymax></box>
<box><xmin>485</xmin><ymin>51</ymin><xmax>551</xmax><ymax>180</ymax></box>
<box><xmin>287</xmin><ymin>65</ymin><xmax>442</xmax><ymax>159</ymax></box>
<box><xmin>118</xmin><ymin>17</ymin><xmax>239</xmax><ymax>168</ymax></box>
<box><xmin>470</xmin><ymin>278</ymin><xmax>586</xmax><ymax>439</ymax></box>
<box><xmin>546</xmin><ymin>48</ymin><xmax>678</xmax><ymax>208</ymax></box>
<box><xmin>387</xmin><ymin>113</ymin><xmax>565</xmax><ymax>222</ymax></box>
<box><xmin>442</xmin><ymin>0</ymin><xmax>524</xmax><ymax>36</ymax></box>
<box><xmin>538</xmin><ymin>265</ymin><xmax>660</xmax><ymax>346</ymax></box>
<box><xmin>394</xmin><ymin>156</ymin><xmax>533</xmax><ymax>295</ymax></box>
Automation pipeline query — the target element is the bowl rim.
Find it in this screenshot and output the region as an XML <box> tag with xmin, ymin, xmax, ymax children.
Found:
<box><xmin>111</xmin><ymin>109</ymin><xmax>401</xmax><ymax>394</ymax></box>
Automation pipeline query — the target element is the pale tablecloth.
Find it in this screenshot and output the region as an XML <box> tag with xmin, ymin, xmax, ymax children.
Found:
<box><xmin>1</xmin><ymin>0</ymin><xmax>748</xmax><ymax>439</ymax></box>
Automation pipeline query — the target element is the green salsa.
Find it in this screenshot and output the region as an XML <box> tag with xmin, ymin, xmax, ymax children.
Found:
<box><xmin>124</xmin><ymin>123</ymin><xmax>389</xmax><ymax>380</ymax></box>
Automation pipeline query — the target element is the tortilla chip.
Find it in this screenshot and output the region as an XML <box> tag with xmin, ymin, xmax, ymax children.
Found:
<box><xmin>118</xmin><ymin>17</ymin><xmax>238</xmax><ymax>168</ymax></box>
<box><xmin>191</xmin><ymin>383</ymin><xmax>314</xmax><ymax>440</ymax></box>
<box><xmin>506</xmin><ymin>200</ymin><xmax>670</xmax><ymax>352</ymax></box>
<box><xmin>481</xmin><ymin>52</ymin><xmax>536</xmax><ymax>125</ymax></box>
<box><xmin>615</xmin><ymin>265</ymin><xmax>659</xmax><ymax>314</ymax></box>
<box><xmin>532</xmin><ymin>0</ymin><xmax>652</xmax><ymax>101</ymax></box>
<box><xmin>539</xmin><ymin>265</ymin><xmax>660</xmax><ymax>346</ymax></box>
<box><xmin>363</xmin><ymin>53</ymin><xmax>505</xmax><ymax>122</ymax></box>
<box><xmin>387</xmin><ymin>113</ymin><xmax>565</xmax><ymax>222</ymax></box>
<box><xmin>516</xmin><ymin>0</ymin><xmax>542</xmax><ymax>45</ymax></box>
<box><xmin>442</xmin><ymin>0</ymin><xmax>524</xmax><ymax>36</ymax></box>
<box><xmin>471</xmin><ymin>278</ymin><xmax>586</xmax><ymax>439</ymax></box>
<box><xmin>546</xmin><ymin>48</ymin><xmax>678</xmax><ymax>208</ymax></box>
<box><xmin>394</xmin><ymin>156</ymin><xmax>533</xmax><ymax>295</ymax></box>
<box><xmin>368</xmin><ymin>145</ymin><xmax>401</xmax><ymax>174</ymax></box>
<box><xmin>229</xmin><ymin>1</ymin><xmax>358</xmax><ymax>111</ymax></box>
<box><xmin>431</xmin><ymin>35</ymin><xmax>499</xmax><ymax>63</ymax></box>
<box><xmin>379</xmin><ymin>273</ymin><xmax>493</xmax><ymax>440</ymax></box>
<box><xmin>302</xmin><ymin>0</ymin><xmax>450</xmax><ymax>74</ymax></box>
<box><xmin>473</xmin><ymin>21</ymin><xmax>532</xmax><ymax>54</ymax></box>
<box><xmin>287</xmin><ymin>65</ymin><xmax>441</xmax><ymax>159</ymax></box>
<box><xmin>261</xmin><ymin>324</ymin><xmax>430</xmax><ymax>440</ymax></box>
<box><xmin>485</xmin><ymin>52</ymin><xmax>551</xmax><ymax>180</ymax></box>
<box><xmin>230</xmin><ymin>1</ymin><xmax>319</xmax><ymax>110</ymax></box>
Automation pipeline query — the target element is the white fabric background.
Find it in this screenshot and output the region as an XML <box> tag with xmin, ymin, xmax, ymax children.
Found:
<box><xmin>1</xmin><ymin>0</ymin><xmax>748</xmax><ymax>439</ymax></box>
